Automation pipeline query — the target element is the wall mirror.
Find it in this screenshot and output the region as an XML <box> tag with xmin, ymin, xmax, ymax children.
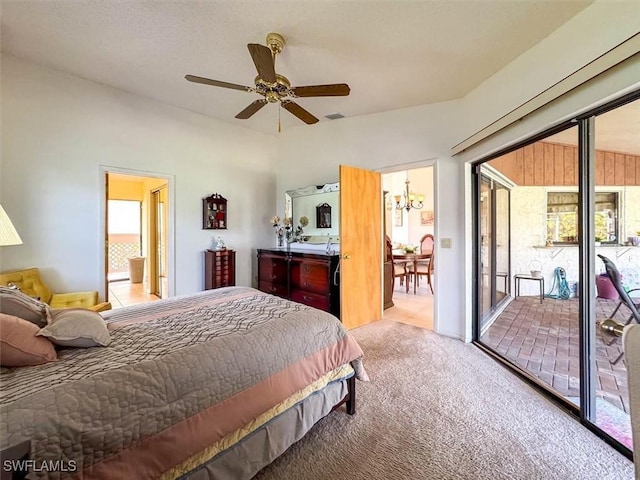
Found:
<box><xmin>285</xmin><ymin>182</ymin><xmax>339</xmax><ymax>240</ymax></box>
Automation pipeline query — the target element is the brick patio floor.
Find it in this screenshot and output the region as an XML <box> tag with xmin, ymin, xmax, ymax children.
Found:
<box><xmin>480</xmin><ymin>295</ymin><xmax>632</xmax><ymax>414</ymax></box>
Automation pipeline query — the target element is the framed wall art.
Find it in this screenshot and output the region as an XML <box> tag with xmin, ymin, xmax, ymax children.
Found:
<box><xmin>316</xmin><ymin>203</ymin><xmax>332</xmax><ymax>228</ymax></box>
<box><xmin>394</xmin><ymin>209</ymin><xmax>403</xmax><ymax>227</ymax></box>
<box><xmin>420</xmin><ymin>210</ymin><xmax>434</xmax><ymax>226</ymax></box>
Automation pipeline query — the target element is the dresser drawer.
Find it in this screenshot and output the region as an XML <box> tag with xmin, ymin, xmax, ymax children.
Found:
<box><xmin>259</xmin><ymin>280</ymin><xmax>288</xmax><ymax>298</ymax></box>
<box><xmin>259</xmin><ymin>256</ymin><xmax>288</xmax><ymax>282</ymax></box>
<box><xmin>290</xmin><ymin>289</ymin><xmax>330</xmax><ymax>312</ymax></box>
<box><xmin>205</xmin><ymin>249</ymin><xmax>235</xmax><ymax>290</ymax></box>
<box><xmin>290</xmin><ymin>261</ymin><xmax>329</xmax><ymax>294</ymax></box>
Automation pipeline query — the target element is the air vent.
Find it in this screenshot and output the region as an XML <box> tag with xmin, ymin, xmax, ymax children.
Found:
<box><xmin>324</xmin><ymin>113</ymin><xmax>345</xmax><ymax>120</ymax></box>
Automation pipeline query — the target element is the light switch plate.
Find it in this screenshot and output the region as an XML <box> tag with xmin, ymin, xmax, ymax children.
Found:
<box><xmin>441</xmin><ymin>238</ymin><xmax>452</xmax><ymax>248</ymax></box>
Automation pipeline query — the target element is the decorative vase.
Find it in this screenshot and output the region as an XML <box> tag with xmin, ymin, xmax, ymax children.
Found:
<box><xmin>276</xmin><ymin>232</ymin><xmax>284</xmax><ymax>248</ymax></box>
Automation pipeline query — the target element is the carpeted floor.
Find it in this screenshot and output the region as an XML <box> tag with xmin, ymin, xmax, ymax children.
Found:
<box><xmin>255</xmin><ymin>319</ymin><xmax>634</xmax><ymax>480</ymax></box>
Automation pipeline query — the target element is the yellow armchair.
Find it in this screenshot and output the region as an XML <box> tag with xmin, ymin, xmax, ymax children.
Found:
<box><xmin>0</xmin><ymin>267</ymin><xmax>111</xmax><ymax>312</ymax></box>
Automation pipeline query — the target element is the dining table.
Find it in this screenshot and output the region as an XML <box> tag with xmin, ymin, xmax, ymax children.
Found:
<box><xmin>392</xmin><ymin>252</ymin><xmax>432</xmax><ymax>294</ymax></box>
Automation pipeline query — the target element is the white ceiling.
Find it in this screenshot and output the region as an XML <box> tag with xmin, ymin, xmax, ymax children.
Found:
<box><xmin>1</xmin><ymin>0</ymin><xmax>594</xmax><ymax>135</ymax></box>
<box><xmin>547</xmin><ymin>99</ymin><xmax>640</xmax><ymax>155</ymax></box>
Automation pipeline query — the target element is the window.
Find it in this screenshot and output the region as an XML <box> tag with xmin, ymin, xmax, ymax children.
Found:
<box><xmin>546</xmin><ymin>192</ymin><xmax>618</xmax><ymax>243</ymax></box>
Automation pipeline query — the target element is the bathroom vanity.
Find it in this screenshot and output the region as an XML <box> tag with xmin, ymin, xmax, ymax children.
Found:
<box><xmin>257</xmin><ymin>248</ymin><xmax>341</xmax><ymax>319</ymax></box>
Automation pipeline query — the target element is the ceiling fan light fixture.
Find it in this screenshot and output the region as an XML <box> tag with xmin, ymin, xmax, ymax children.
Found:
<box><xmin>185</xmin><ymin>31</ymin><xmax>350</xmax><ymax>127</ymax></box>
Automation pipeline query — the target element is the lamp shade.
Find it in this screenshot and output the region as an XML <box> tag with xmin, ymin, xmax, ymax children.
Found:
<box><xmin>0</xmin><ymin>204</ymin><xmax>23</xmax><ymax>246</ymax></box>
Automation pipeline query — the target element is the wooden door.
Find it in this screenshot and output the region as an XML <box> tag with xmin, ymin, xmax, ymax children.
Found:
<box><xmin>340</xmin><ymin>165</ymin><xmax>382</xmax><ymax>329</ymax></box>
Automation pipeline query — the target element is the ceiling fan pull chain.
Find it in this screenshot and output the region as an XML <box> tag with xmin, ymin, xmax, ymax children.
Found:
<box><xmin>278</xmin><ymin>103</ymin><xmax>281</xmax><ymax>133</ymax></box>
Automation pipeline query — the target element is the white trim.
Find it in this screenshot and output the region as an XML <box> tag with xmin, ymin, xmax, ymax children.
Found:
<box><xmin>98</xmin><ymin>166</ymin><xmax>176</xmax><ymax>301</ymax></box>
<box><xmin>452</xmin><ymin>33</ymin><xmax>640</xmax><ymax>156</ymax></box>
<box><xmin>377</xmin><ymin>158</ymin><xmax>437</xmax><ymax>175</ymax></box>
<box><xmin>464</xmin><ymin>163</ymin><xmax>474</xmax><ymax>343</ymax></box>
<box><xmin>479</xmin><ymin>164</ymin><xmax>517</xmax><ymax>190</ymax></box>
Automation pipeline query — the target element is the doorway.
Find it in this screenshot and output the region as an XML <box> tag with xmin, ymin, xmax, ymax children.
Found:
<box><xmin>103</xmin><ymin>170</ymin><xmax>173</xmax><ymax>308</ymax></box>
<box><xmin>381</xmin><ymin>165</ymin><xmax>436</xmax><ymax>330</ymax></box>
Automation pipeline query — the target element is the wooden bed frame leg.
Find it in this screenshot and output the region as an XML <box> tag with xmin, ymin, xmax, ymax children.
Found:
<box><xmin>330</xmin><ymin>375</ymin><xmax>356</xmax><ymax>415</ymax></box>
<box><xmin>346</xmin><ymin>375</ymin><xmax>356</xmax><ymax>415</ymax></box>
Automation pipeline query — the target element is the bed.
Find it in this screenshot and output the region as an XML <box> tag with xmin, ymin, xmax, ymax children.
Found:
<box><xmin>0</xmin><ymin>286</ymin><xmax>367</xmax><ymax>479</ymax></box>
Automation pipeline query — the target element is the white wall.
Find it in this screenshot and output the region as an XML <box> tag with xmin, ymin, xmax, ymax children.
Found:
<box><xmin>459</xmin><ymin>0</ymin><xmax>640</xmax><ymax>144</ymax></box>
<box><xmin>1</xmin><ymin>0</ymin><xmax>638</xmax><ymax>341</ymax></box>
<box><xmin>0</xmin><ymin>54</ymin><xmax>277</xmax><ymax>296</ymax></box>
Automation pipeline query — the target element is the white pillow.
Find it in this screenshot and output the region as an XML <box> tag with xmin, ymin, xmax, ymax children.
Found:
<box><xmin>38</xmin><ymin>308</ymin><xmax>111</xmax><ymax>348</ymax></box>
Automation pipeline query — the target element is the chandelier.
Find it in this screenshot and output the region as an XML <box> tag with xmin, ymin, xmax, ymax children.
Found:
<box><xmin>395</xmin><ymin>179</ymin><xmax>424</xmax><ymax>212</ymax></box>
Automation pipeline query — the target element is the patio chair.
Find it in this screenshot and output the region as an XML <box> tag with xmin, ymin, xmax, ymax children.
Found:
<box><xmin>597</xmin><ymin>254</ymin><xmax>640</xmax><ymax>365</ymax></box>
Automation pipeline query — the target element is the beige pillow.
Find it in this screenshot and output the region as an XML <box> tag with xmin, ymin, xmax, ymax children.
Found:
<box><xmin>38</xmin><ymin>308</ymin><xmax>111</xmax><ymax>348</ymax></box>
<box><xmin>0</xmin><ymin>286</ymin><xmax>52</xmax><ymax>328</ymax></box>
<box><xmin>0</xmin><ymin>313</ymin><xmax>58</xmax><ymax>367</ymax></box>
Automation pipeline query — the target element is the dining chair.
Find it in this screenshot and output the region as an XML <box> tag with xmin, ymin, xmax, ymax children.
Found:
<box><xmin>408</xmin><ymin>234</ymin><xmax>435</xmax><ymax>294</ymax></box>
<box><xmin>386</xmin><ymin>237</ymin><xmax>409</xmax><ymax>291</ymax></box>
<box><xmin>597</xmin><ymin>254</ymin><xmax>640</xmax><ymax>365</ymax></box>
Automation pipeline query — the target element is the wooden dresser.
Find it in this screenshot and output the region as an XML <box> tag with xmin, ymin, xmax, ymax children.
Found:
<box><xmin>257</xmin><ymin>248</ymin><xmax>340</xmax><ymax>319</ymax></box>
<box><xmin>204</xmin><ymin>249</ymin><xmax>236</xmax><ymax>290</ymax></box>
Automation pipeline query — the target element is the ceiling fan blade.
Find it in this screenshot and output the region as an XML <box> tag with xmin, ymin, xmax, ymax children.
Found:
<box><xmin>281</xmin><ymin>101</ymin><xmax>319</xmax><ymax>124</ymax></box>
<box><xmin>291</xmin><ymin>83</ymin><xmax>350</xmax><ymax>97</ymax></box>
<box><xmin>247</xmin><ymin>44</ymin><xmax>276</xmax><ymax>83</ymax></box>
<box><xmin>185</xmin><ymin>75</ymin><xmax>252</xmax><ymax>92</ymax></box>
<box><xmin>235</xmin><ymin>99</ymin><xmax>268</xmax><ymax>119</ymax></box>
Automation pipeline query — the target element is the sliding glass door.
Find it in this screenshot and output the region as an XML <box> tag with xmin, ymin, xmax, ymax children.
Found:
<box><xmin>589</xmin><ymin>99</ymin><xmax>638</xmax><ymax>450</ymax></box>
<box><xmin>473</xmin><ymin>92</ymin><xmax>639</xmax><ymax>456</ymax></box>
<box><xmin>479</xmin><ymin>173</ymin><xmax>511</xmax><ymax>331</ymax></box>
<box><xmin>479</xmin><ymin>176</ymin><xmax>492</xmax><ymax>320</ymax></box>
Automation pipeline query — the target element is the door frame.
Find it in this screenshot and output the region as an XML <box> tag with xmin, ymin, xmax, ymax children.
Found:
<box><xmin>99</xmin><ymin>166</ymin><xmax>176</xmax><ymax>301</ymax></box>
<box><xmin>477</xmin><ymin>165</ymin><xmax>514</xmax><ymax>333</ymax></box>
<box><xmin>149</xmin><ymin>185</ymin><xmax>168</xmax><ymax>298</ymax></box>
<box><xmin>377</xmin><ymin>159</ymin><xmax>438</xmax><ymax>332</ymax></box>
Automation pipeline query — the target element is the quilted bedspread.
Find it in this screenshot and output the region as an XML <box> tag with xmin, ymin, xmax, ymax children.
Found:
<box><xmin>0</xmin><ymin>287</ymin><xmax>366</xmax><ymax>479</ymax></box>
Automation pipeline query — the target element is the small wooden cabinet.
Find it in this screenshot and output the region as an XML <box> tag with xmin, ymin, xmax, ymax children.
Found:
<box><xmin>205</xmin><ymin>249</ymin><xmax>235</xmax><ymax>290</ymax></box>
<box><xmin>257</xmin><ymin>248</ymin><xmax>340</xmax><ymax>319</ymax></box>
<box><xmin>203</xmin><ymin>193</ymin><xmax>227</xmax><ymax>229</ymax></box>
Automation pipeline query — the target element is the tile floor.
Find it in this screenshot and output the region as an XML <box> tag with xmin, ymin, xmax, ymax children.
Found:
<box><xmin>480</xmin><ymin>295</ymin><xmax>631</xmax><ymax>413</ymax></box>
<box><xmin>108</xmin><ymin>280</ymin><xmax>162</xmax><ymax>308</ymax></box>
<box><xmin>383</xmin><ymin>276</ymin><xmax>434</xmax><ymax>330</ymax></box>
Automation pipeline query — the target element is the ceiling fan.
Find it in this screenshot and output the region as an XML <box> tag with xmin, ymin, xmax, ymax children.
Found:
<box><xmin>185</xmin><ymin>32</ymin><xmax>350</xmax><ymax>125</ymax></box>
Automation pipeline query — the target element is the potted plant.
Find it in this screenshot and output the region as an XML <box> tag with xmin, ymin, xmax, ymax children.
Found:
<box><xmin>402</xmin><ymin>244</ymin><xmax>417</xmax><ymax>254</ymax></box>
